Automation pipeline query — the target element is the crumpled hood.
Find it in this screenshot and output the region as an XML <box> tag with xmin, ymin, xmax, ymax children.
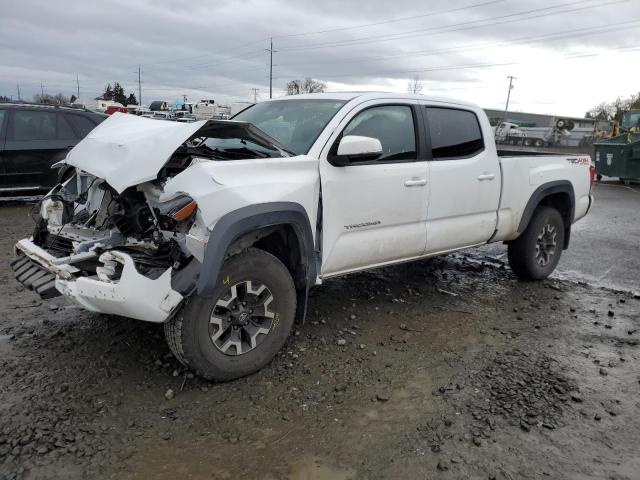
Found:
<box><xmin>65</xmin><ymin>113</ymin><xmax>290</xmax><ymax>194</ymax></box>
<box><xmin>65</xmin><ymin>113</ymin><xmax>206</xmax><ymax>193</ymax></box>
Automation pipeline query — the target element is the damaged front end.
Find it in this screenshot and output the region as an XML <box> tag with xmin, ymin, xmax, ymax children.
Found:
<box><xmin>11</xmin><ymin>114</ymin><xmax>291</xmax><ymax>323</ymax></box>
<box><xmin>12</xmin><ymin>170</ymin><xmax>201</xmax><ymax>322</ymax></box>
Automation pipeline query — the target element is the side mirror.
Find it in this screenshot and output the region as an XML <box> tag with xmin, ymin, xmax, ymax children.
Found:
<box><xmin>330</xmin><ymin>135</ymin><xmax>382</xmax><ymax>166</ymax></box>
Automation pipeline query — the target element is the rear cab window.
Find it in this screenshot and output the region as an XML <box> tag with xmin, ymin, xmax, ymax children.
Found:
<box><xmin>425</xmin><ymin>107</ymin><xmax>484</xmax><ymax>159</ymax></box>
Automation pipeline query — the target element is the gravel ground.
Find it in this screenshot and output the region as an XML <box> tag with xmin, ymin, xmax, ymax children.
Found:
<box><xmin>0</xmin><ymin>200</ymin><xmax>639</xmax><ymax>480</ymax></box>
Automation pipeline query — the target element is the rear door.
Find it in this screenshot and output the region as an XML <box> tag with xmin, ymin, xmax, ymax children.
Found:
<box><xmin>422</xmin><ymin>105</ymin><xmax>501</xmax><ymax>253</ymax></box>
<box><xmin>319</xmin><ymin>101</ymin><xmax>429</xmax><ymax>276</ymax></box>
<box><xmin>2</xmin><ymin>109</ymin><xmax>77</xmax><ymax>190</ymax></box>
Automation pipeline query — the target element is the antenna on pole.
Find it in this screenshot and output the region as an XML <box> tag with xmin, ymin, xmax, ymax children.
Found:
<box><xmin>266</xmin><ymin>38</ymin><xmax>276</xmax><ymax>99</ymax></box>
<box><xmin>504</xmin><ymin>75</ymin><xmax>516</xmax><ymax>114</ymax></box>
<box><xmin>138</xmin><ymin>64</ymin><xmax>142</xmax><ymax>107</ymax></box>
<box><xmin>494</xmin><ymin>75</ymin><xmax>517</xmax><ymax>143</ymax></box>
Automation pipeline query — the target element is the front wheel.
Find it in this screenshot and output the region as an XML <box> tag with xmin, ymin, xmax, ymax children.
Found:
<box><xmin>164</xmin><ymin>248</ymin><xmax>296</xmax><ymax>381</ymax></box>
<box><xmin>508</xmin><ymin>206</ymin><xmax>565</xmax><ymax>280</ymax></box>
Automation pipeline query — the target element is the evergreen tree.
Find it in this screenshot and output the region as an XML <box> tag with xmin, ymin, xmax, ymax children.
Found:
<box><xmin>111</xmin><ymin>82</ymin><xmax>127</xmax><ymax>105</ymax></box>
<box><xmin>126</xmin><ymin>93</ymin><xmax>137</xmax><ymax>105</ymax></box>
<box><xmin>101</xmin><ymin>83</ymin><xmax>113</xmax><ymax>100</ymax></box>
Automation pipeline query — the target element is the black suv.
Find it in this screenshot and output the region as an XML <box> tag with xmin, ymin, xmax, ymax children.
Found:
<box><xmin>0</xmin><ymin>103</ymin><xmax>106</xmax><ymax>195</ymax></box>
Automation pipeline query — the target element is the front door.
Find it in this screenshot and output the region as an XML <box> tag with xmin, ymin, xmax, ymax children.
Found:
<box><xmin>319</xmin><ymin>102</ymin><xmax>429</xmax><ymax>276</ymax></box>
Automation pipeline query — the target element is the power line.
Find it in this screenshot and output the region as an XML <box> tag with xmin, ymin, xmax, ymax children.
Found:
<box><xmin>280</xmin><ymin>43</ymin><xmax>638</xmax><ymax>82</ymax></box>
<box><xmin>150</xmin><ymin>50</ymin><xmax>266</xmax><ymax>72</ymax></box>
<box><xmin>275</xmin><ymin>18</ymin><xmax>640</xmax><ymax>68</ymax></box>
<box><xmin>278</xmin><ymin>0</ymin><xmax>631</xmax><ymax>51</ymax></box>
<box><xmin>141</xmin><ymin>38</ymin><xmax>271</xmax><ymax>68</ymax></box>
<box><xmin>133</xmin><ymin>0</ymin><xmax>508</xmax><ymax>69</ymax></box>
<box><xmin>272</xmin><ymin>0</ymin><xmax>507</xmax><ymax>39</ymax></box>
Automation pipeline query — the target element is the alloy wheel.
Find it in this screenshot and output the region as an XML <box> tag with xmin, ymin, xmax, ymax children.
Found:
<box><xmin>535</xmin><ymin>223</ymin><xmax>557</xmax><ymax>266</ymax></box>
<box><xmin>209</xmin><ymin>280</ymin><xmax>276</xmax><ymax>356</ymax></box>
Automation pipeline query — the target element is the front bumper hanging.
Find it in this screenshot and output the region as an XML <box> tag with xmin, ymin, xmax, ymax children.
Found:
<box><xmin>12</xmin><ymin>238</ymin><xmax>184</xmax><ymax>323</ymax></box>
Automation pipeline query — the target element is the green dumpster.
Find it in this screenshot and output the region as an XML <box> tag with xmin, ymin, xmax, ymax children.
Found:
<box><xmin>594</xmin><ymin>133</ymin><xmax>640</xmax><ymax>182</ymax></box>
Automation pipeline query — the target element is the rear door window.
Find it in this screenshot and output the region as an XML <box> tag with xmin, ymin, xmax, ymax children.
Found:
<box><xmin>57</xmin><ymin>113</ymin><xmax>76</xmax><ymax>140</ymax></box>
<box><xmin>11</xmin><ymin>110</ymin><xmax>57</xmax><ymax>141</ymax></box>
<box><xmin>66</xmin><ymin>114</ymin><xmax>97</xmax><ymax>138</ymax></box>
<box><xmin>425</xmin><ymin>107</ymin><xmax>484</xmax><ymax>159</ymax></box>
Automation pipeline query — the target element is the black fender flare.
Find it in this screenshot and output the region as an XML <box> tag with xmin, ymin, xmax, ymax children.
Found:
<box><xmin>516</xmin><ymin>180</ymin><xmax>575</xmax><ymax>248</ymax></box>
<box><xmin>195</xmin><ymin>202</ymin><xmax>316</xmax><ymax>319</ymax></box>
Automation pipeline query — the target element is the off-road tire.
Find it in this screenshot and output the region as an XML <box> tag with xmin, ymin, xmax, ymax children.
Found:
<box><xmin>164</xmin><ymin>248</ymin><xmax>296</xmax><ymax>381</ymax></box>
<box><xmin>508</xmin><ymin>206</ymin><xmax>565</xmax><ymax>280</ymax></box>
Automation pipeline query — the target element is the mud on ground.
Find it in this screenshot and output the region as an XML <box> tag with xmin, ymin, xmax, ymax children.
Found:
<box><xmin>0</xmin><ymin>204</ymin><xmax>639</xmax><ymax>480</ymax></box>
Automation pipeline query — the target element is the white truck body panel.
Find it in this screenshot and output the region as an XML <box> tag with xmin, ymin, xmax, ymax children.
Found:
<box><xmin>162</xmin><ymin>156</ymin><xmax>320</xmax><ymax>234</ymax></box>
<box><xmin>14</xmin><ymin>92</ymin><xmax>593</xmax><ymax>323</ymax></box>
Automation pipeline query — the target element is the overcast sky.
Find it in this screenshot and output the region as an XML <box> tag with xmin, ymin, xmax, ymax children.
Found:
<box><xmin>1</xmin><ymin>0</ymin><xmax>639</xmax><ymax>117</ymax></box>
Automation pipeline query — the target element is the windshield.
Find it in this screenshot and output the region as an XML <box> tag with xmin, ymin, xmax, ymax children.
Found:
<box><xmin>232</xmin><ymin>99</ymin><xmax>346</xmax><ymax>155</ymax></box>
<box><xmin>199</xmin><ymin>137</ymin><xmax>281</xmax><ymax>159</ymax></box>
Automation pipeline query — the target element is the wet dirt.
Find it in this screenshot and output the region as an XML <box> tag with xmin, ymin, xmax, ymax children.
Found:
<box><xmin>0</xmin><ymin>204</ymin><xmax>639</xmax><ymax>480</ymax></box>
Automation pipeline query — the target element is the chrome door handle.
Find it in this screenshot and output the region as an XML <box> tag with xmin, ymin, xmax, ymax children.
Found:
<box><xmin>404</xmin><ymin>178</ymin><xmax>427</xmax><ymax>187</ymax></box>
<box><xmin>477</xmin><ymin>173</ymin><xmax>496</xmax><ymax>181</ymax></box>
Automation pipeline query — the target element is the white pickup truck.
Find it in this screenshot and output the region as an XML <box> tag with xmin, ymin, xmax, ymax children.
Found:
<box><xmin>12</xmin><ymin>93</ymin><xmax>594</xmax><ymax>381</ymax></box>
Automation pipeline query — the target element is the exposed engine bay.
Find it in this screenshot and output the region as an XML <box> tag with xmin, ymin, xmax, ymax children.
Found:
<box><xmin>33</xmin><ymin>171</ymin><xmax>196</xmax><ymax>280</ymax></box>
<box><xmin>11</xmin><ymin>114</ymin><xmax>296</xmax><ymax>322</ymax></box>
<box><xmin>29</xmin><ymin>117</ymin><xmax>290</xmax><ymax>283</ymax></box>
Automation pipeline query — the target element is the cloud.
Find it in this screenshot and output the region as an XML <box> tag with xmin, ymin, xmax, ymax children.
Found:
<box><xmin>1</xmin><ymin>0</ymin><xmax>639</xmax><ymax>116</ymax></box>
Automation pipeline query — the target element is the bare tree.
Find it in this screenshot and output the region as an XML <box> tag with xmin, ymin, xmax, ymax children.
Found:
<box><xmin>286</xmin><ymin>78</ymin><xmax>327</xmax><ymax>95</ymax></box>
<box><xmin>407</xmin><ymin>75</ymin><xmax>423</xmax><ymax>95</ymax></box>
<box><xmin>586</xmin><ymin>92</ymin><xmax>640</xmax><ymax>121</ymax></box>
<box><xmin>585</xmin><ymin>102</ymin><xmax>614</xmax><ymax>120</ymax></box>
<box><xmin>32</xmin><ymin>92</ymin><xmax>70</xmax><ymax>105</ymax></box>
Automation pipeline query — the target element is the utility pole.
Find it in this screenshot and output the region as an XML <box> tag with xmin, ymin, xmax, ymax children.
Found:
<box><xmin>138</xmin><ymin>64</ymin><xmax>142</xmax><ymax>107</ymax></box>
<box><xmin>16</xmin><ymin>83</ymin><xmax>21</xmax><ymax>101</ymax></box>
<box><xmin>40</xmin><ymin>82</ymin><xmax>45</xmax><ymax>97</ymax></box>
<box><xmin>251</xmin><ymin>88</ymin><xmax>259</xmax><ymax>103</ymax></box>
<box><xmin>504</xmin><ymin>75</ymin><xmax>516</xmax><ymax>114</ymax></box>
<box><xmin>76</xmin><ymin>74</ymin><xmax>80</xmax><ymax>101</ymax></box>
<box><xmin>266</xmin><ymin>38</ymin><xmax>276</xmax><ymax>99</ymax></box>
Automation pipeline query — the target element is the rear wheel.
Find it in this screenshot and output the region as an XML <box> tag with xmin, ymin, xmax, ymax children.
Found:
<box><xmin>164</xmin><ymin>248</ymin><xmax>296</xmax><ymax>381</ymax></box>
<box><xmin>508</xmin><ymin>206</ymin><xmax>565</xmax><ymax>280</ymax></box>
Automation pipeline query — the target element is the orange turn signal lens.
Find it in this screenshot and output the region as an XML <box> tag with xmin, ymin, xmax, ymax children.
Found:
<box><xmin>170</xmin><ymin>200</ymin><xmax>197</xmax><ymax>222</ymax></box>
